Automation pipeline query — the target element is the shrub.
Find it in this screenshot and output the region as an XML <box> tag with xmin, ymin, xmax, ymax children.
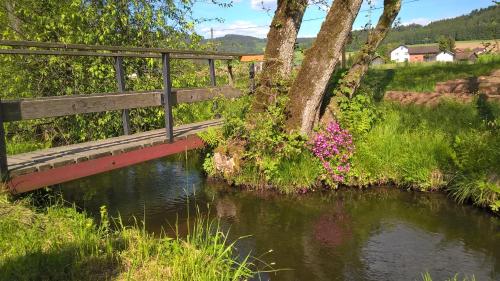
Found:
<box><xmin>448</xmin><ymin>130</ymin><xmax>500</xmax><ymax>211</ymax></box>
<box><xmin>336</xmin><ymin>92</ymin><xmax>380</xmax><ymax>137</ymax></box>
<box><xmin>309</xmin><ymin>122</ymin><xmax>354</xmax><ymax>188</ymax></box>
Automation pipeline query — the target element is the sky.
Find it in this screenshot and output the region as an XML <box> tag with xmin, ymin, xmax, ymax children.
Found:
<box><xmin>192</xmin><ymin>0</ymin><xmax>496</xmax><ymax>39</ymax></box>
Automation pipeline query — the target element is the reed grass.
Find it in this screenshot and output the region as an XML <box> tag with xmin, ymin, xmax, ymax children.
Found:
<box><xmin>421</xmin><ymin>272</ymin><xmax>476</xmax><ymax>281</ymax></box>
<box><xmin>0</xmin><ymin>192</ymin><xmax>254</xmax><ymax>281</ymax></box>
<box><xmin>350</xmin><ymin>100</ymin><xmax>499</xmax><ymax>211</ymax></box>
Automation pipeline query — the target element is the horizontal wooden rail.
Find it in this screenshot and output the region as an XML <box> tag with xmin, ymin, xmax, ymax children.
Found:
<box><xmin>0</xmin><ymin>40</ymin><xmax>262</xmax><ymax>59</ymax></box>
<box><xmin>0</xmin><ymin>49</ymin><xmax>236</xmax><ymax>60</ymax></box>
<box><xmin>1</xmin><ymin>86</ymin><xmax>242</xmax><ymax>122</ymax></box>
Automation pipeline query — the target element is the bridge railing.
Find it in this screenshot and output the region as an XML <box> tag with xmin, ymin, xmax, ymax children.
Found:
<box><xmin>0</xmin><ymin>40</ymin><xmax>261</xmax><ymax>179</ymax></box>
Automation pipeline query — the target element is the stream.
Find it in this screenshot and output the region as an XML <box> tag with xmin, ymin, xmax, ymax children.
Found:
<box><xmin>57</xmin><ymin>151</ymin><xmax>500</xmax><ymax>281</ymax></box>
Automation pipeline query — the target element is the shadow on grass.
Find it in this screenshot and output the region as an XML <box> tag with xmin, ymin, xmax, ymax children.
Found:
<box><xmin>362</xmin><ymin>59</ymin><xmax>499</xmax><ymax>99</ymax></box>
<box><xmin>0</xmin><ymin>243</ymin><xmax>120</xmax><ymax>281</ymax></box>
<box><xmin>476</xmin><ymin>93</ymin><xmax>496</xmax><ymax>124</ymax></box>
<box><xmin>361</xmin><ymin>68</ymin><xmax>395</xmax><ymax>101</ymax></box>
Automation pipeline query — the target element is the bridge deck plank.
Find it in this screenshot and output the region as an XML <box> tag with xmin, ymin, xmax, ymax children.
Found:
<box><xmin>7</xmin><ymin>119</ymin><xmax>222</xmax><ymax>177</ymax></box>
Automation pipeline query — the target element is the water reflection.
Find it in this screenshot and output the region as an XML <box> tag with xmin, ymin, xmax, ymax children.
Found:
<box><xmin>59</xmin><ymin>152</ymin><xmax>500</xmax><ymax>281</ymax></box>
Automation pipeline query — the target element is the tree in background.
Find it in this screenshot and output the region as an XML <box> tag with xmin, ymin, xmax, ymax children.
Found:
<box><xmin>438</xmin><ymin>35</ymin><xmax>456</xmax><ymax>52</ymax></box>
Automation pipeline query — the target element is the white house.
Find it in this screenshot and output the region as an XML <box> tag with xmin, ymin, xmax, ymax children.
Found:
<box><xmin>436</xmin><ymin>51</ymin><xmax>454</xmax><ymax>62</ymax></box>
<box><xmin>390</xmin><ymin>45</ymin><xmax>409</xmax><ymax>62</ymax></box>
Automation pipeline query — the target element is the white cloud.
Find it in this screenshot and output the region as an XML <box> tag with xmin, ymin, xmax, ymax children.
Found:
<box><xmin>402</xmin><ymin>17</ymin><xmax>431</xmax><ymax>26</ymax></box>
<box><xmin>250</xmin><ymin>0</ymin><xmax>276</xmax><ymax>11</ymax></box>
<box><xmin>199</xmin><ymin>20</ymin><xmax>270</xmax><ymax>39</ymax></box>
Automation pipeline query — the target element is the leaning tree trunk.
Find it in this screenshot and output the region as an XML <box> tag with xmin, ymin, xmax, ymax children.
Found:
<box><xmin>321</xmin><ymin>0</ymin><xmax>401</xmax><ymax>124</ymax></box>
<box><xmin>286</xmin><ymin>0</ymin><xmax>363</xmax><ymax>135</ymax></box>
<box><xmin>337</xmin><ymin>0</ymin><xmax>400</xmax><ymax>98</ymax></box>
<box><xmin>252</xmin><ymin>0</ymin><xmax>308</xmax><ymax>112</ymax></box>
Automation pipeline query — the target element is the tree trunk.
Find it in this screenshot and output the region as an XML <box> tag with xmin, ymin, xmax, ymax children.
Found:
<box><xmin>4</xmin><ymin>0</ymin><xmax>23</xmax><ymax>36</ymax></box>
<box><xmin>321</xmin><ymin>0</ymin><xmax>401</xmax><ymax>124</ymax></box>
<box><xmin>286</xmin><ymin>0</ymin><xmax>363</xmax><ymax>134</ymax></box>
<box><xmin>252</xmin><ymin>0</ymin><xmax>308</xmax><ymax>112</ymax></box>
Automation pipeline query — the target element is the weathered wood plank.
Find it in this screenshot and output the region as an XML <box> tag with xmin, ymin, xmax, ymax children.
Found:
<box><xmin>8</xmin><ymin>119</ymin><xmax>223</xmax><ymax>176</ymax></box>
<box><xmin>0</xmin><ymin>99</ymin><xmax>7</xmax><ymax>180</ymax></box>
<box><xmin>8</xmin><ymin>135</ymin><xmax>206</xmax><ymax>194</ymax></box>
<box><xmin>162</xmin><ymin>53</ymin><xmax>174</xmax><ymax>142</ymax></box>
<box><xmin>114</xmin><ymin>56</ymin><xmax>131</xmax><ymax>135</ymax></box>
<box><xmin>0</xmin><ymin>48</ymin><xmax>238</xmax><ymax>60</ymax></box>
<box><xmin>1</xmin><ymin>86</ymin><xmax>243</xmax><ymax>121</ymax></box>
<box><xmin>0</xmin><ymin>40</ymin><xmax>259</xmax><ymax>57</ymax></box>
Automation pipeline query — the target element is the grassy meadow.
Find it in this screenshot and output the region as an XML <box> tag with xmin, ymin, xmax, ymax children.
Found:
<box><xmin>410</xmin><ymin>39</ymin><xmax>499</xmax><ymax>51</ymax></box>
<box><xmin>364</xmin><ymin>54</ymin><xmax>500</xmax><ymax>97</ymax></box>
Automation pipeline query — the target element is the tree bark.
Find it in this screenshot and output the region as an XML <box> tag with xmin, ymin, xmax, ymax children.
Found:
<box><xmin>321</xmin><ymin>0</ymin><xmax>401</xmax><ymax>124</ymax></box>
<box><xmin>252</xmin><ymin>0</ymin><xmax>308</xmax><ymax>112</ymax></box>
<box><xmin>4</xmin><ymin>0</ymin><xmax>23</xmax><ymax>36</ymax></box>
<box><xmin>286</xmin><ymin>0</ymin><xmax>363</xmax><ymax>134</ymax></box>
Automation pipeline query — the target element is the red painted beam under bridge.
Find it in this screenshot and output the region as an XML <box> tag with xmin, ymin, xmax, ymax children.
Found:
<box><xmin>7</xmin><ymin>135</ymin><xmax>205</xmax><ymax>194</ymax></box>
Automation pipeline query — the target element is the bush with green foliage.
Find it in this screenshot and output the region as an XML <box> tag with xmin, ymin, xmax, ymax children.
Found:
<box><xmin>336</xmin><ymin>93</ymin><xmax>380</xmax><ymax>137</ymax></box>
<box><xmin>199</xmin><ymin>93</ymin><xmax>324</xmax><ymax>193</ymax></box>
<box><xmin>0</xmin><ymin>0</ymin><xmax>231</xmax><ymax>154</ymax></box>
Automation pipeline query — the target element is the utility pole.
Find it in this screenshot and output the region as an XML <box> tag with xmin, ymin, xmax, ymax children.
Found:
<box><xmin>210</xmin><ymin>28</ymin><xmax>214</xmax><ymax>40</ymax></box>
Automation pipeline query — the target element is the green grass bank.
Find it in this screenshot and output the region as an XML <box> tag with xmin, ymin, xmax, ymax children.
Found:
<box><xmin>202</xmin><ymin>56</ymin><xmax>500</xmax><ymax>213</ymax></box>
<box><xmin>0</xmin><ymin>193</ymin><xmax>253</xmax><ymax>281</ymax></box>
<box><xmin>348</xmin><ymin>100</ymin><xmax>499</xmax><ymax>211</ymax></box>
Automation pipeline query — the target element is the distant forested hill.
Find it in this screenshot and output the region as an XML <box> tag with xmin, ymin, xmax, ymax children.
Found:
<box><xmin>205</xmin><ymin>34</ymin><xmax>267</xmax><ymax>53</ymax></box>
<box><xmin>206</xmin><ymin>5</ymin><xmax>499</xmax><ymax>53</ymax></box>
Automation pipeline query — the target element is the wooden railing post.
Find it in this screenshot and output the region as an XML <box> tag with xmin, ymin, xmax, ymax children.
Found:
<box><xmin>161</xmin><ymin>53</ymin><xmax>174</xmax><ymax>142</ymax></box>
<box><xmin>208</xmin><ymin>59</ymin><xmax>216</xmax><ymax>86</ymax></box>
<box><xmin>114</xmin><ymin>56</ymin><xmax>131</xmax><ymax>135</ymax></box>
<box><xmin>0</xmin><ymin>99</ymin><xmax>8</xmax><ymax>181</ymax></box>
<box><xmin>208</xmin><ymin>59</ymin><xmax>220</xmax><ymax>118</ymax></box>
<box><xmin>226</xmin><ymin>60</ymin><xmax>234</xmax><ymax>87</ymax></box>
<box><xmin>249</xmin><ymin>62</ymin><xmax>256</xmax><ymax>93</ymax></box>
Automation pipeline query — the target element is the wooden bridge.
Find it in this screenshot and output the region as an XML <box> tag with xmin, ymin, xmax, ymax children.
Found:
<box><xmin>0</xmin><ymin>40</ymin><xmax>259</xmax><ymax>194</ymax></box>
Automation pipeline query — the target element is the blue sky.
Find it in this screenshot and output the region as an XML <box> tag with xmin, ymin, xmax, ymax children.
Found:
<box><xmin>193</xmin><ymin>0</ymin><xmax>496</xmax><ymax>38</ymax></box>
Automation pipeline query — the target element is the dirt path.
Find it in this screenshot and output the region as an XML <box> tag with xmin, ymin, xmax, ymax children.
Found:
<box><xmin>384</xmin><ymin>69</ymin><xmax>500</xmax><ymax>105</ymax></box>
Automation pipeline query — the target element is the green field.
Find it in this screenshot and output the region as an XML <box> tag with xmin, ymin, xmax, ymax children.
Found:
<box><xmin>410</xmin><ymin>39</ymin><xmax>499</xmax><ymax>50</ymax></box>
<box><xmin>362</xmin><ymin>54</ymin><xmax>500</xmax><ymax>97</ymax></box>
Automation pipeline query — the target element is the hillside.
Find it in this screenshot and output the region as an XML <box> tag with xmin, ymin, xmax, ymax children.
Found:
<box><xmin>204</xmin><ymin>34</ymin><xmax>266</xmax><ymax>53</ymax></box>
<box><xmin>206</xmin><ymin>5</ymin><xmax>499</xmax><ymax>53</ymax></box>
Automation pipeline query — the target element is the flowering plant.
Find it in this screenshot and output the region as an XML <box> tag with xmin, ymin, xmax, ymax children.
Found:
<box><xmin>309</xmin><ymin>122</ymin><xmax>354</xmax><ymax>187</ymax></box>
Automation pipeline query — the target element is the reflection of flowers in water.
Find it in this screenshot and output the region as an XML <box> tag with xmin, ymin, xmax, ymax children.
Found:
<box><xmin>313</xmin><ymin>203</ymin><xmax>352</xmax><ymax>248</ymax></box>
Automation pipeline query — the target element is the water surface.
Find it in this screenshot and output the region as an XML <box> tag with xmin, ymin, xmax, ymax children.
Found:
<box><xmin>59</xmin><ymin>152</ymin><xmax>500</xmax><ymax>281</ymax></box>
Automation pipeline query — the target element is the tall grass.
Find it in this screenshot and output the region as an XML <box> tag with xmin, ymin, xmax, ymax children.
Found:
<box><xmin>349</xmin><ymin>100</ymin><xmax>499</xmax><ymax>211</ymax></box>
<box><xmin>0</xmin><ymin>192</ymin><xmax>254</xmax><ymax>281</ymax></box>
<box><xmin>421</xmin><ymin>272</ymin><xmax>476</xmax><ymax>281</ymax></box>
<box><xmin>231</xmin><ymin>152</ymin><xmax>322</xmax><ymax>194</ymax></box>
<box><xmin>349</xmin><ymin>106</ymin><xmax>453</xmax><ymax>190</ymax></box>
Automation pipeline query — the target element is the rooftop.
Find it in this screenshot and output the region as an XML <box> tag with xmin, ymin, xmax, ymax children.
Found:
<box><xmin>408</xmin><ymin>45</ymin><xmax>440</xmax><ymax>55</ymax></box>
